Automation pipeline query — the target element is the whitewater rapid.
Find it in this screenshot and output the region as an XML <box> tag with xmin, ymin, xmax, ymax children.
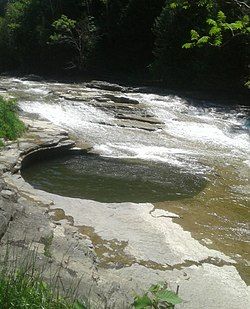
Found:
<box><xmin>1</xmin><ymin>77</ymin><xmax>249</xmax><ymax>176</ymax></box>
<box><xmin>1</xmin><ymin>76</ymin><xmax>250</xmax><ymax>284</ymax></box>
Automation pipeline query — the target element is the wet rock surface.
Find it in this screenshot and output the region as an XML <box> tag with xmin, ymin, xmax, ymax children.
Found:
<box><xmin>84</xmin><ymin>80</ymin><xmax>129</xmax><ymax>92</ymax></box>
<box><xmin>0</xmin><ymin>78</ymin><xmax>249</xmax><ymax>308</ymax></box>
<box><xmin>0</xmin><ymin>76</ymin><xmax>164</xmax><ymax>132</ymax></box>
<box><xmin>57</xmin><ymin>88</ymin><xmax>164</xmax><ymax>131</ymax></box>
<box><xmin>0</xmin><ymin>118</ymin><xmax>249</xmax><ymax>308</ymax></box>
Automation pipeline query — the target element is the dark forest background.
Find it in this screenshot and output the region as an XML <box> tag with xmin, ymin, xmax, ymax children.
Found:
<box><xmin>0</xmin><ymin>0</ymin><xmax>249</xmax><ymax>92</ymax></box>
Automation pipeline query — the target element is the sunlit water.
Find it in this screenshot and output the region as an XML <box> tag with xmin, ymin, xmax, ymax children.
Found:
<box><xmin>0</xmin><ymin>76</ymin><xmax>249</xmax><ymax>282</ymax></box>
<box><xmin>1</xmin><ymin>77</ymin><xmax>249</xmax><ymax>172</ymax></box>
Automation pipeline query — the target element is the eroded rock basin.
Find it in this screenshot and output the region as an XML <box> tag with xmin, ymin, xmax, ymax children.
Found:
<box><xmin>1</xmin><ymin>76</ymin><xmax>250</xmax><ymax>308</ymax></box>
<box><xmin>20</xmin><ymin>151</ymin><xmax>249</xmax><ymax>283</ymax></box>
<box><xmin>21</xmin><ymin>153</ymin><xmax>207</xmax><ymax>203</ymax></box>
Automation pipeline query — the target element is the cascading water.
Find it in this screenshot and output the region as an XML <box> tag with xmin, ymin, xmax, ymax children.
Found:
<box><xmin>1</xmin><ymin>76</ymin><xmax>249</xmax><ymax>175</ymax></box>
<box><xmin>0</xmin><ymin>76</ymin><xmax>249</xmax><ymax>282</ymax></box>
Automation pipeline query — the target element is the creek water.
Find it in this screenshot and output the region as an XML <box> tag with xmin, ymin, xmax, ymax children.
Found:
<box><xmin>21</xmin><ymin>153</ymin><xmax>207</xmax><ymax>203</ymax></box>
<box><xmin>0</xmin><ymin>76</ymin><xmax>249</xmax><ymax>282</ymax></box>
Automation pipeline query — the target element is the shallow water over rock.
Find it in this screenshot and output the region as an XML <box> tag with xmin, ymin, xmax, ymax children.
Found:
<box><xmin>0</xmin><ymin>76</ymin><xmax>249</xmax><ymax>285</ymax></box>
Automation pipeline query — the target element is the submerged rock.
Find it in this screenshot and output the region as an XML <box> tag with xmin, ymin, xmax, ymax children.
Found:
<box><xmin>84</xmin><ymin>80</ymin><xmax>128</xmax><ymax>92</ymax></box>
<box><xmin>105</xmin><ymin>94</ymin><xmax>140</xmax><ymax>105</ymax></box>
<box><xmin>115</xmin><ymin>113</ymin><xmax>163</xmax><ymax>125</ymax></box>
<box><xmin>22</xmin><ymin>74</ymin><xmax>43</xmax><ymax>82</ymax></box>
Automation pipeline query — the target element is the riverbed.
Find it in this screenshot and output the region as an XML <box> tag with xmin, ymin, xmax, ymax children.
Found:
<box><xmin>0</xmin><ymin>76</ymin><xmax>249</xmax><ymax>288</ymax></box>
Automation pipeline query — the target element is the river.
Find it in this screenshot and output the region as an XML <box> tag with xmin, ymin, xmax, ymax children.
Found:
<box><xmin>0</xmin><ymin>76</ymin><xmax>249</xmax><ymax>284</ymax></box>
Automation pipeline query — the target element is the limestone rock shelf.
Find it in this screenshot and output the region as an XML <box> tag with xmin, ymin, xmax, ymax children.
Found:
<box><xmin>0</xmin><ymin>80</ymin><xmax>249</xmax><ymax>308</ymax></box>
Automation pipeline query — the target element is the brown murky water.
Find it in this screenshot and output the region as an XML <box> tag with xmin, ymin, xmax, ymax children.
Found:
<box><xmin>156</xmin><ymin>162</ymin><xmax>250</xmax><ymax>283</ymax></box>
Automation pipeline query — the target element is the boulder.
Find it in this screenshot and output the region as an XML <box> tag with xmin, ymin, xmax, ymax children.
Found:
<box><xmin>22</xmin><ymin>74</ymin><xmax>43</xmax><ymax>82</ymax></box>
<box><xmin>115</xmin><ymin>114</ymin><xmax>163</xmax><ymax>125</ymax></box>
<box><xmin>84</xmin><ymin>80</ymin><xmax>127</xmax><ymax>92</ymax></box>
<box><xmin>105</xmin><ymin>94</ymin><xmax>140</xmax><ymax>105</ymax></box>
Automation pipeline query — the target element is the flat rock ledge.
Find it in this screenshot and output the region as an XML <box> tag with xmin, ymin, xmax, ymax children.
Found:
<box><xmin>0</xmin><ymin>116</ymin><xmax>249</xmax><ymax>309</ymax></box>
<box><xmin>0</xmin><ymin>117</ymin><xmax>103</xmax><ymax>307</ymax></box>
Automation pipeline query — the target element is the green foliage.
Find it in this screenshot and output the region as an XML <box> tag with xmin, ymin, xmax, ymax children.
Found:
<box><xmin>190</xmin><ymin>30</ymin><xmax>200</xmax><ymax>41</ymax></box>
<box><xmin>0</xmin><ymin>96</ymin><xmax>25</xmax><ymax>144</ymax></box>
<box><xmin>168</xmin><ymin>0</ymin><xmax>214</xmax><ymax>11</ymax></box>
<box><xmin>50</xmin><ymin>15</ymin><xmax>77</xmax><ymax>46</ymax></box>
<box><xmin>0</xmin><ymin>248</ymin><xmax>87</xmax><ymax>309</ymax></box>
<box><xmin>0</xmin><ymin>0</ymin><xmax>42</xmax><ymax>67</ymax></box>
<box><xmin>53</xmin><ymin>15</ymin><xmax>77</xmax><ymax>32</ymax></box>
<box><xmin>50</xmin><ymin>14</ymin><xmax>97</xmax><ymax>70</ymax></box>
<box><xmin>0</xmin><ymin>272</ymin><xmax>86</xmax><ymax>308</ymax></box>
<box><xmin>245</xmin><ymin>80</ymin><xmax>250</xmax><ymax>89</ymax></box>
<box><xmin>133</xmin><ymin>283</ymin><xmax>182</xmax><ymax>309</ymax></box>
<box><xmin>0</xmin><ymin>0</ymin><xmax>248</xmax><ymax>90</ymax></box>
<box><xmin>183</xmin><ymin>9</ymin><xmax>250</xmax><ymax>48</ymax></box>
<box><xmin>152</xmin><ymin>0</ymin><xmax>249</xmax><ymax>89</ymax></box>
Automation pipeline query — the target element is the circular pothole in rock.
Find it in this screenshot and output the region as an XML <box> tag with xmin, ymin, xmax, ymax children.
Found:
<box><xmin>21</xmin><ymin>152</ymin><xmax>207</xmax><ymax>203</ymax></box>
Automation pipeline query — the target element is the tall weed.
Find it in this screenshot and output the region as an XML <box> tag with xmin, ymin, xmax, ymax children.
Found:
<box><xmin>0</xmin><ymin>96</ymin><xmax>25</xmax><ymax>143</ymax></box>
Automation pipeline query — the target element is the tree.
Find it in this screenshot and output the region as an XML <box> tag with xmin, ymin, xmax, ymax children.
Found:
<box><xmin>151</xmin><ymin>0</ymin><xmax>249</xmax><ymax>90</ymax></box>
<box><xmin>0</xmin><ymin>0</ymin><xmax>56</xmax><ymax>70</ymax></box>
<box><xmin>50</xmin><ymin>14</ymin><xmax>97</xmax><ymax>70</ymax></box>
<box><xmin>183</xmin><ymin>6</ymin><xmax>249</xmax><ymax>48</ymax></box>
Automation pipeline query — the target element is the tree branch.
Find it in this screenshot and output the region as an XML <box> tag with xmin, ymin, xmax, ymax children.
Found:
<box><xmin>229</xmin><ymin>0</ymin><xmax>250</xmax><ymax>10</ymax></box>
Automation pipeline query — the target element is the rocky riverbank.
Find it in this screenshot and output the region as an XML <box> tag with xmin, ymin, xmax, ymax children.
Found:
<box><xmin>0</xmin><ymin>79</ymin><xmax>249</xmax><ymax>308</ymax></box>
<box><xmin>0</xmin><ymin>116</ymin><xmax>249</xmax><ymax>308</ymax></box>
<box><xmin>0</xmin><ymin>118</ymin><xmax>101</xmax><ymax>306</ymax></box>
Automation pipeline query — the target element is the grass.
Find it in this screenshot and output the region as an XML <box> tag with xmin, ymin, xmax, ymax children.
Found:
<box><xmin>0</xmin><ymin>247</ymin><xmax>87</xmax><ymax>309</ymax></box>
<box><xmin>0</xmin><ymin>244</ymin><xmax>182</xmax><ymax>309</ymax></box>
<box><xmin>0</xmin><ymin>95</ymin><xmax>26</xmax><ymax>146</ymax></box>
<box><xmin>0</xmin><ymin>271</ymin><xmax>85</xmax><ymax>308</ymax></box>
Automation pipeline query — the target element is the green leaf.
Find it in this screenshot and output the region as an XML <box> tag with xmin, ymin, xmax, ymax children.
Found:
<box><xmin>155</xmin><ymin>290</ymin><xmax>182</xmax><ymax>305</ymax></box>
<box><xmin>190</xmin><ymin>29</ymin><xmax>200</xmax><ymax>41</ymax></box>
<box><xmin>149</xmin><ymin>283</ymin><xmax>164</xmax><ymax>294</ymax></box>
<box><xmin>242</xmin><ymin>15</ymin><xmax>249</xmax><ymax>24</ymax></box>
<box><xmin>244</xmin><ymin>80</ymin><xmax>250</xmax><ymax>89</ymax></box>
<box><xmin>217</xmin><ymin>11</ymin><xmax>226</xmax><ymax>23</ymax></box>
<box><xmin>197</xmin><ymin>36</ymin><xmax>210</xmax><ymax>45</ymax></box>
<box><xmin>223</xmin><ymin>23</ymin><xmax>231</xmax><ymax>30</ymax></box>
<box><xmin>133</xmin><ymin>295</ymin><xmax>153</xmax><ymax>309</ymax></box>
<box><xmin>8</xmin><ymin>23</ymin><xmax>20</xmax><ymax>30</ymax></box>
<box><xmin>209</xmin><ymin>26</ymin><xmax>221</xmax><ymax>36</ymax></box>
<box><xmin>52</xmin><ymin>15</ymin><xmax>76</xmax><ymax>32</ymax></box>
<box><xmin>207</xmin><ymin>18</ymin><xmax>217</xmax><ymax>26</ymax></box>
<box><xmin>213</xmin><ymin>35</ymin><xmax>222</xmax><ymax>46</ymax></box>
<box><xmin>182</xmin><ymin>42</ymin><xmax>193</xmax><ymax>49</ymax></box>
<box><xmin>229</xmin><ymin>21</ymin><xmax>243</xmax><ymax>30</ymax></box>
<box><xmin>169</xmin><ymin>2</ymin><xmax>177</xmax><ymax>9</ymax></box>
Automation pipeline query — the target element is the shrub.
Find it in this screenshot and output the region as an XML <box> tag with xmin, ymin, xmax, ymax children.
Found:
<box><xmin>0</xmin><ymin>95</ymin><xmax>25</xmax><ymax>144</ymax></box>
<box><xmin>133</xmin><ymin>283</ymin><xmax>182</xmax><ymax>309</ymax></box>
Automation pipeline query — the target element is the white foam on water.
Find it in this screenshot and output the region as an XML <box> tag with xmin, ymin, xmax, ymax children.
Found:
<box><xmin>20</xmin><ymin>100</ymin><xmax>113</xmax><ymax>129</ymax></box>
<box><xmin>2</xmin><ymin>77</ymin><xmax>249</xmax><ymax>174</ymax></box>
<box><xmin>25</xmin><ymin>87</ymin><xmax>50</xmax><ymax>95</ymax></box>
<box><xmin>138</xmin><ymin>93</ymin><xmax>250</xmax><ymax>154</ymax></box>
